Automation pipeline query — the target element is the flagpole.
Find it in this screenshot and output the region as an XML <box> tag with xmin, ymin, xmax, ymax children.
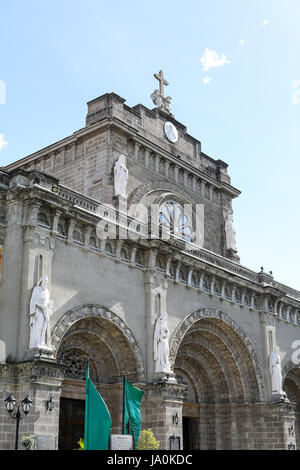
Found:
<box><xmin>122</xmin><ymin>375</ymin><xmax>125</xmax><ymax>434</ymax></box>
<box><xmin>84</xmin><ymin>361</ymin><xmax>89</xmax><ymax>450</ymax></box>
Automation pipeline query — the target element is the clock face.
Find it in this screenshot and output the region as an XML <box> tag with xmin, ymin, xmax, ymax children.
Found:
<box><xmin>164</xmin><ymin>121</ymin><xmax>178</xmax><ymax>143</ymax></box>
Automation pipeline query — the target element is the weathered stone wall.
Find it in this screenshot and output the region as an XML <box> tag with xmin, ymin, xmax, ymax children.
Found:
<box><xmin>0</xmin><ymin>362</ymin><xmax>64</xmax><ymax>450</ymax></box>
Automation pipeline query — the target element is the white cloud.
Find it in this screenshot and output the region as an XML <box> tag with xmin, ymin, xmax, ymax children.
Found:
<box><xmin>200</xmin><ymin>48</ymin><xmax>230</xmax><ymax>72</ymax></box>
<box><xmin>260</xmin><ymin>19</ymin><xmax>269</xmax><ymax>27</ymax></box>
<box><xmin>202</xmin><ymin>77</ymin><xmax>212</xmax><ymax>85</ymax></box>
<box><xmin>240</xmin><ymin>39</ymin><xmax>245</xmax><ymax>46</ymax></box>
<box><xmin>0</xmin><ymin>134</ymin><xmax>8</xmax><ymax>150</ymax></box>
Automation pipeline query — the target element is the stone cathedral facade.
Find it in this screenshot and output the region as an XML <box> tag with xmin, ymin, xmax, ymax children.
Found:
<box><xmin>0</xmin><ymin>74</ymin><xmax>300</xmax><ymax>450</ymax></box>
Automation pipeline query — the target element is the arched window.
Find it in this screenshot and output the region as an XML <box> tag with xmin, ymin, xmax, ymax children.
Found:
<box><xmin>179</xmin><ymin>269</ymin><xmax>187</xmax><ymax>283</ymax></box>
<box><xmin>105</xmin><ymin>242</ymin><xmax>114</xmax><ymax>256</ymax></box>
<box><xmin>135</xmin><ymin>251</ymin><xmax>144</xmax><ymax>267</ymax></box>
<box><xmin>214</xmin><ymin>282</ymin><xmax>221</xmax><ymax>296</ymax></box>
<box><xmin>89</xmin><ymin>236</ymin><xmax>98</xmax><ymax>249</ymax></box>
<box><xmin>121</xmin><ymin>247</ymin><xmax>129</xmax><ymax>262</ymax></box>
<box><xmin>191</xmin><ymin>274</ymin><xmax>198</xmax><ymax>288</ymax></box>
<box><xmin>169</xmin><ymin>262</ymin><xmax>176</xmax><ymax>279</ymax></box>
<box><xmin>37</xmin><ymin>211</ymin><xmax>50</xmax><ymax>228</ymax></box>
<box><xmin>57</xmin><ymin>220</ymin><xmax>67</xmax><ymax>238</ymax></box>
<box><xmin>156</xmin><ymin>256</ymin><xmax>165</xmax><ymax>272</ymax></box>
<box><xmin>73</xmin><ymin>229</ymin><xmax>83</xmax><ymax>245</ymax></box>
<box><xmin>159</xmin><ymin>201</ymin><xmax>193</xmax><ymax>242</ymax></box>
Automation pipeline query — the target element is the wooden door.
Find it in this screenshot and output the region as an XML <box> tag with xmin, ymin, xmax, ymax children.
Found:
<box><xmin>58</xmin><ymin>398</ymin><xmax>85</xmax><ymax>450</ymax></box>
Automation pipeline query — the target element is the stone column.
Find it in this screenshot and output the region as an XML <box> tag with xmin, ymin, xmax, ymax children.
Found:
<box><xmin>264</xmin><ymin>401</ymin><xmax>297</xmax><ymax>450</ymax></box>
<box><xmin>0</xmin><ymin>196</ymin><xmax>24</xmax><ymax>362</ymax></box>
<box><xmin>142</xmin><ymin>382</ymin><xmax>185</xmax><ymax>450</ymax></box>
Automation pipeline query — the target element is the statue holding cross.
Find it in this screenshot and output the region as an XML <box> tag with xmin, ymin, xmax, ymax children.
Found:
<box><xmin>151</xmin><ymin>70</ymin><xmax>172</xmax><ymax>114</ymax></box>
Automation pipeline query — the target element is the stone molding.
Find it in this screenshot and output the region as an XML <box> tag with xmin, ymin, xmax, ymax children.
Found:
<box><xmin>0</xmin><ymin>360</ymin><xmax>65</xmax><ymax>381</ymax></box>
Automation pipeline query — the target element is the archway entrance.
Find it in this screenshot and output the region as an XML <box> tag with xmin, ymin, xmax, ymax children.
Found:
<box><xmin>283</xmin><ymin>368</ymin><xmax>300</xmax><ymax>448</ymax></box>
<box><xmin>173</xmin><ymin>313</ymin><xmax>262</xmax><ymax>449</ymax></box>
<box><xmin>55</xmin><ymin>312</ymin><xmax>143</xmax><ymax>450</ymax></box>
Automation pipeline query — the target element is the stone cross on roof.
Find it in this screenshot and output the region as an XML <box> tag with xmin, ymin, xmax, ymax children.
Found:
<box><xmin>151</xmin><ymin>69</ymin><xmax>172</xmax><ymax>115</ymax></box>
<box><xmin>154</xmin><ymin>70</ymin><xmax>169</xmax><ymax>99</ymax></box>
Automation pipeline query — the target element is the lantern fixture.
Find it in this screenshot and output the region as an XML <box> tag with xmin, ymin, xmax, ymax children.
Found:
<box><xmin>4</xmin><ymin>394</ymin><xmax>32</xmax><ymax>450</ymax></box>
<box><xmin>4</xmin><ymin>394</ymin><xmax>16</xmax><ymax>414</ymax></box>
<box><xmin>46</xmin><ymin>396</ymin><xmax>54</xmax><ymax>411</ymax></box>
<box><xmin>21</xmin><ymin>395</ymin><xmax>33</xmax><ymax>415</ymax></box>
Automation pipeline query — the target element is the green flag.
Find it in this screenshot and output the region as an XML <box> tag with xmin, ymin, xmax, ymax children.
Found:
<box><xmin>84</xmin><ymin>363</ymin><xmax>112</xmax><ymax>450</ymax></box>
<box><xmin>123</xmin><ymin>378</ymin><xmax>144</xmax><ymax>448</ymax></box>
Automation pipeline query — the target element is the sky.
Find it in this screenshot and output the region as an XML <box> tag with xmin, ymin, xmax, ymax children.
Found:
<box><xmin>0</xmin><ymin>0</ymin><xmax>299</xmax><ymax>289</ymax></box>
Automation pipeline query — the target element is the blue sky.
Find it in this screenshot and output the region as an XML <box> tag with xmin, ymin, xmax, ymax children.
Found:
<box><xmin>0</xmin><ymin>0</ymin><xmax>299</xmax><ymax>289</ymax></box>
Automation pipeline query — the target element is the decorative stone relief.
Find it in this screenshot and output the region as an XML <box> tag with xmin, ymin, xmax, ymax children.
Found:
<box><xmin>57</xmin><ymin>349</ymin><xmax>97</xmax><ymax>382</ymax></box>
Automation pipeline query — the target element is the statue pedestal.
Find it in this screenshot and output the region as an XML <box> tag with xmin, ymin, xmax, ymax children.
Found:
<box><xmin>152</xmin><ymin>371</ymin><xmax>177</xmax><ymax>384</ymax></box>
<box><xmin>25</xmin><ymin>346</ymin><xmax>56</xmax><ymax>361</ymax></box>
<box><xmin>270</xmin><ymin>392</ymin><xmax>288</xmax><ymax>403</ymax></box>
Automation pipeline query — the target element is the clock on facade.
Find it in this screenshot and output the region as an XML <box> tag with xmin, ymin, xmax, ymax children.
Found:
<box><xmin>164</xmin><ymin>121</ymin><xmax>178</xmax><ymax>143</ymax></box>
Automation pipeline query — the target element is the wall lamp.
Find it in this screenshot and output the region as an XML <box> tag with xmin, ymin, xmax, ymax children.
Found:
<box><xmin>46</xmin><ymin>396</ymin><xmax>54</xmax><ymax>412</ymax></box>
<box><xmin>4</xmin><ymin>394</ymin><xmax>33</xmax><ymax>450</ymax></box>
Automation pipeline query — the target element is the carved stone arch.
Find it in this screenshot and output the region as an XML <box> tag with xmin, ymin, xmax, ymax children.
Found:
<box><xmin>128</xmin><ymin>180</ymin><xmax>198</xmax><ymax>209</ymax></box>
<box><xmin>51</xmin><ymin>304</ymin><xmax>145</xmax><ymax>380</ymax></box>
<box><xmin>182</xmin><ymin>333</ymin><xmax>241</xmax><ymax>401</ymax></box>
<box><xmin>191</xmin><ymin>323</ymin><xmax>253</xmax><ymax>401</ymax></box>
<box><xmin>175</xmin><ymin>364</ymin><xmax>203</xmax><ymax>402</ymax></box>
<box><xmin>176</xmin><ymin>345</ymin><xmax>228</xmax><ymax>401</ymax></box>
<box><xmin>282</xmin><ymin>360</ymin><xmax>300</xmax><ymax>381</ymax></box>
<box><xmin>169</xmin><ymin>307</ymin><xmax>266</xmax><ymax>402</ymax></box>
<box><xmin>282</xmin><ymin>362</ymin><xmax>300</xmax><ymax>448</ymax></box>
<box><xmin>175</xmin><ymin>350</ymin><xmax>217</xmax><ymax>402</ymax></box>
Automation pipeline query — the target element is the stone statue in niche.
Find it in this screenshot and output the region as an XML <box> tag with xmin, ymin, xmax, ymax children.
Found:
<box><xmin>29</xmin><ymin>275</ymin><xmax>54</xmax><ymax>351</ymax></box>
<box><xmin>114</xmin><ymin>154</ymin><xmax>128</xmax><ymax>198</ymax></box>
<box><xmin>269</xmin><ymin>346</ymin><xmax>286</xmax><ymax>398</ymax></box>
<box><xmin>225</xmin><ymin>211</ymin><xmax>237</xmax><ymax>252</ymax></box>
<box><xmin>154</xmin><ymin>310</ymin><xmax>171</xmax><ymax>373</ymax></box>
